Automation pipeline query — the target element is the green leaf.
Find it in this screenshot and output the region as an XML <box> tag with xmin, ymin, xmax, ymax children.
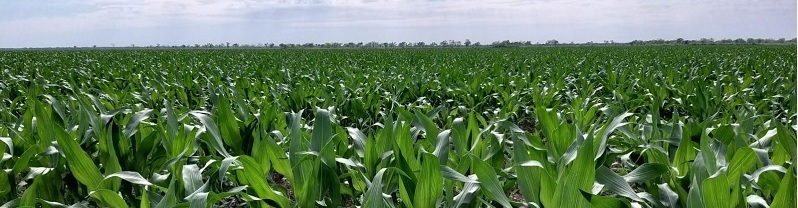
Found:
<box><xmin>452</xmin><ymin>182</ymin><xmax>480</xmax><ymax>208</ymax></box>
<box><xmin>310</xmin><ymin>108</ymin><xmax>333</xmax><ymax>153</ymax></box>
<box><xmin>89</xmin><ymin>189</ymin><xmax>129</xmax><ymax>208</ymax></box>
<box><xmin>515</xmin><ymin>138</ymin><xmax>539</xmax><ymax>203</ymax></box>
<box><xmin>673</xmin><ymin>129</ymin><xmax>697</xmax><ymax>177</ymax></box>
<box><xmin>235</xmin><ymin>156</ymin><xmax>291</xmax><ymax>208</ymax></box>
<box><xmin>745</xmin><ymin>195</ymin><xmax>769</xmax><ymax>207</ymax></box>
<box><xmin>748</xmin><ymin>128</ymin><xmax>777</xmax><ymax>149</ymax></box>
<box><xmin>554</xmin><ymin>133</ymin><xmax>595</xmax><ymax>208</ymax></box>
<box><xmin>260</xmin><ymin>134</ymin><xmax>293</xmax><ymax>182</ymax></box>
<box><xmin>433</xmin><ymin>130</ymin><xmax>451</xmax><ymax>165</ymax></box>
<box><xmin>346</xmin><ymin>127</ymin><xmax>367</xmax><ymax>158</ymax></box>
<box><xmin>623</xmin><ymin>163</ymin><xmax>669</xmax><ymax>183</ymax></box>
<box><xmin>187</xmin><ymin>193</ymin><xmax>208</xmax><ymax>208</ymax></box>
<box><xmin>181</xmin><ymin>165</ymin><xmax>204</xmax><ymax>197</ymax></box>
<box><xmin>473</xmin><ymin>156</ymin><xmax>512</xmax><ymax>208</ymax></box>
<box><xmin>414</xmin><ymin>153</ymin><xmax>443</xmax><ymax>208</ymax></box>
<box><xmin>123</xmin><ymin>109</ymin><xmax>152</xmax><ymax>139</ymax></box>
<box><xmin>11</xmin><ymin>146</ymin><xmax>37</xmax><ymax>175</ymax></box>
<box><xmin>687</xmin><ymin>176</ymin><xmax>704</xmax><ymax>208</ymax></box>
<box><xmin>595</xmin><ymin>112</ymin><xmax>633</xmax><ymax>159</ymax></box>
<box><xmin>702</xmin><ymin>169</ymin><xmax>730</xmax><ymax>208</ymax></box>
<box><xmin>441</xmin><ymin>166</ymin><xmax>478</xmax><ymax>183</ymax></box>
<box><xmin>595</xmin><ymin>166</ymin><xmax>643</xmax><ymax>202</ymax></box>
<box><xmin>727</xmin><ymin>147</ymin><xmax>758</xmax><ymax>184</ymax></box>
<box><xmin>580</xmin><ymin>190</ymin><xmax>631</xmax><ymax>208</ymax></box>
<box><xmin>657</xmin><ymin>183</ymin><xmax>679</xmax><ymax>207</ymax></box>
<box><xmin>364</xmin><ymin>168</ymin><xmax>393</xmax><ymax>208</ymax></box>
<box><xmin>164</xmin><ymin>100</ymin><xmax>179</xmax><ymax>142</ymax></box>
<box><xmin>156</xmin><ymin>179</ymin><xmax>178</xmax><ymax>208</ymax></box>
<box><xmin>216</xmin><ymin>97</ymin><xmax>243</xmax><ymax>154</ymax></box>
<box><xmin>0</xmin><ymin>136</ymin><xmax>11</xmax><ymax>155</ymax></box>
<box><xmin>52</xmin><ymin>119</ymin><xmax>104</xmax><ymax>191</ymax></box>
<box><xmin>415</xmin><ymin>110</ymin><xmax>440</xmax><ymax>144</ymax></box>
<box><xmin>1</xmin><ymin>198</ymin><xmax>20</xmax><ymax>208</ymax></box>
<box><xmin>770</xmin><ymin>165</ymin><xmax>796</xmax><ymax>207</ymax></box>
<box><xmin>218</xmin><ymin>156</ymin><xmax>238</xmax><ymax>185</ymax></box>
<box><xmin>776</xmin><ymin>123</ymin><xmax>796</xmax><ymax>161</ymax></box>
<box><xmin>20</xmin><ymin>175</ymin><xmax>40</xmax><ymax>207</ymax></box>
<box><xmin>189</xmin><ymin>111</ymin><xmax>232</xmax><ymax>158</ymax></box>
<box><xmin>752</xmin><ymin>165</ymin><xmax>787</xmax><ymax>183</ymax></box>
<box><xmin>105</xmin><ymin>171</ymin><xmax>155</xmax><ymax>187</ymax></box>
<box><xmin>451</xmin><ymin>118</ymin><xmax>468</xmax><ymax>156</ymax></box>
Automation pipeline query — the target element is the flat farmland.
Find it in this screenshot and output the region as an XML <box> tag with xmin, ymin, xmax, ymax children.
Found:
<box><xmin>0</xmin><ymin>46</ymin><xmax>795</xmax><ymax>207</ymax></box>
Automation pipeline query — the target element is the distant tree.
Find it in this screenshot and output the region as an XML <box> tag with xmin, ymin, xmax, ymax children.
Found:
<box><xmin>93</xmin><ymin>45</ymin><xmax>97</xmax><ymax>48</ymax></box>
<box><xmin>364</xmin><ymin>41</ymin><xmax>377</xmax><ymax>47</ymax></box>
<box><xmin>676</xmin><ymin>38</ymin><xmax>684</xmax><ymax>44</ymax></box>
<box><xmin>777</xmin><ymin>38</ymin><xmax>786</xmax><ymax>43</ymax></box>
<box><xmin>417</xmin><ymin>42</ymin><xmax>426</xmax><ymax>47</ymax></box>
<box><xmin>233</xmin><ymin>43</ymin><xmax>239</xmax><ymax>47</ymax></box>
<box><xmin>464</xmin><ymin>39</ymin><xmax>471</xmax><ymax>47</ymax></box>
<box><xmin>546</xmin><ymin>39</ymin><xmax>559</xmax><ymax>45</ymax></box>
<box><xmin>734</xmin><ymin>38</ymin><xmax>746</xmax><ymax>44</ymax></box>
<box><xmin>440</xmin><ymin>40</ymin><xmax>448</xmax><ymax>47</ymax></box>
<box><xmin>473</xmin><ymin>42</ymin><xmax>481</xmax><ymax>46</ymax></box>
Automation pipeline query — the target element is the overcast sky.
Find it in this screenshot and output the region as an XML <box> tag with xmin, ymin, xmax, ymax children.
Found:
<box><xmin>0</xmin><ymin>0</ymin><xmax>795</xmax><ymax>48</ymax></box>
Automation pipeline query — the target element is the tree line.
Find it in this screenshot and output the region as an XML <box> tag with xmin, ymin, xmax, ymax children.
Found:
<box><xmin>144</xmin><ymin>38</ymin><xmax>798</xmax><ymax>48</ymax></box>
<box><xmin>9</xmin><ymin>37</ymin><xmax>797</xmax><ymax>49</ymax></box>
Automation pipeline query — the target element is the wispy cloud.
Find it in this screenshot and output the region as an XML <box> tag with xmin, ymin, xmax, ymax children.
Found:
<box><xmin>0</xmin><ymin>0</ymin><xmax>794</xmax><ymax>47</ymax></box>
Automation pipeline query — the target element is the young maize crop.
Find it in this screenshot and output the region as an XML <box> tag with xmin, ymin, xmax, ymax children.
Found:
<box><xmin>0</xmin><ymin>46</ymin><xmax>795</xmax><ymax>207</ymax></box>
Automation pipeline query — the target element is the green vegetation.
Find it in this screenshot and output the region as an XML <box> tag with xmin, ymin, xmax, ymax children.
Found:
<box><xmin>0</xmin><ymin>45</ymin><xmax>795</xmax><ymax>207</ymax></box>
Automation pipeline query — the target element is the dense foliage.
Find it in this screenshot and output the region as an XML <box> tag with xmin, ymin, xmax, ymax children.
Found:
<box><xmin>0</xmin><ymin>46</ymin><xmax>795</xmax><ymax>207</ymax></box>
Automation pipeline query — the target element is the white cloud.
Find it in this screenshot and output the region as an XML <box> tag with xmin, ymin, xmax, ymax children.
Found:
<box><xmin>0</xmin><ymin>0</ymin><xmax>794</xmax><ymax>47</ymax></box>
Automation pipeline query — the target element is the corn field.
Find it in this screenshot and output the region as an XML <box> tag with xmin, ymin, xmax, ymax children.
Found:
<box><xmin>0</xmin><ymin>46</ymin><xmax>795</xmax><ymax>207</ymax></box>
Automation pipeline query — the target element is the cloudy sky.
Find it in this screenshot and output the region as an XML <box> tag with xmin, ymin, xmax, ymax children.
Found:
<box><xmin>0</xmin><ymin>0</ymin><xmax>795</xmax><ymax>48</ymax></box>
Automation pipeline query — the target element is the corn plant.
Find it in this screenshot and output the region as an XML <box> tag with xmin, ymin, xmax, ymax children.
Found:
<box><xmin>0</xmin><ymin>45</ymin><xmax>795</xmax><ymax>207</ymax></box>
